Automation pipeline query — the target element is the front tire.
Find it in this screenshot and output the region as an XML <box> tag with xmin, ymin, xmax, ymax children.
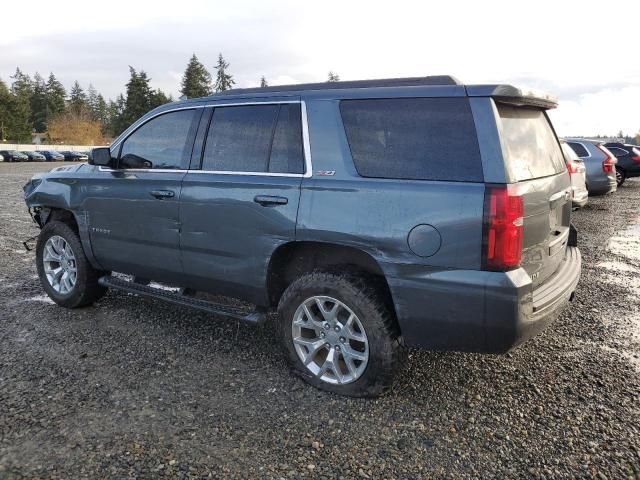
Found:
<box><xmin>36</xmin><ymin>221</ymin><xmax>106</xmax><ymax>308</ymax></box>
<box><xmin>277</xmin><ymin>271</ymin><xmax>403</xmax><ymax>397</ymax></box>
<box><xmin>616</xmin><ymin>167</ymin><xmax>626</xmax><ymax>187</ymax></box>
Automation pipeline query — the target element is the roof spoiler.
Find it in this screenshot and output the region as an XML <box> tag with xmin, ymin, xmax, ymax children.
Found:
<box><xmin>466</xmin><ymin>85</ymin><xmax>558</xmax><ymax>109</ymax></box>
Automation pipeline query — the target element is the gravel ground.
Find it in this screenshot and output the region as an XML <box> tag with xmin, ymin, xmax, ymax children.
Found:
<box><xmin>1</xmin><ymin>162</ymin><xmax>639</xmax><ymax>479</ymax></box>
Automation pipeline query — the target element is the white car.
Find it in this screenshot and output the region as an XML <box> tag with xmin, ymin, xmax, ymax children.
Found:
<box><xmin>561</xmin><ymin>140</ymin><xmax>589</xmax><ymax>209</ymax></box>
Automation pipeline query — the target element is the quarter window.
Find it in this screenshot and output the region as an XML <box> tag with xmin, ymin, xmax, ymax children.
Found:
<box><xmin>119</xmin><ymin>109</ymin><xmax>196</xmax><ymax>169</ymax></box>
<box><xmin>566</xmin><ymin>142</ymin><xmax>589</xmax><ymax>158</ymax></box>
<box><xmin>606</xmin><ymin>147</ymin><xmax>628</xmax><ymax>157</ymax></box>
<box><xmin>340</xmin><ymin>98</ymin><xmax>483</xmax><ymax>182</ymax></box>
<box><xmin>202</xmin><ymin>104</ymin><xmax>304</xmax><ymax>174</ymax></box>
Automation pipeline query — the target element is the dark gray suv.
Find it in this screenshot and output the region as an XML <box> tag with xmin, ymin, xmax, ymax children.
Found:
<box><xmin>23</xmin><ymin>76</ymin><xmax>581</xmax><ymax>397</ymax></box>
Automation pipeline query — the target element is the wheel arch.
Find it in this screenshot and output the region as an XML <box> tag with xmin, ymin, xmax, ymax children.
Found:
<box><xmin>266</xmin><ymin>241</ymin><xmax>397</xmax><ymax>320</ymax></box>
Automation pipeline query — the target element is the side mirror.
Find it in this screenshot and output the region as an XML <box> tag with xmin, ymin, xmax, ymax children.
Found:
<box><xmin>90</xmin><ymin>147</ymin><xmax>114</xmax><ymax>167</ymax></box>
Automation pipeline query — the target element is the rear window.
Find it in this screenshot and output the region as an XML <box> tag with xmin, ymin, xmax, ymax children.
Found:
<box><xmin>497</xmin><ymin>105</ymin><xmax>565</xmax><ymax>181</ymax></box>
<box><xmin>566</xmin><ymin>142</ymin><xmax>589</xmax><ymax>159</ymax></box>
<box><xmin>340</xmin><ymin>97</ymin><xmax>483</xmax><ymax>182</ymax></box>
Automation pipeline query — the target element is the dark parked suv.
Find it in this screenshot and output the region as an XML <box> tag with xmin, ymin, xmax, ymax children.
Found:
<box><xmin>23</xmin><ymin>76</ymin><xmax>581</xmax><ymax>397</ymax></box>
<box><xmin>603</xmin><ymin>142</ymin><xmax>640</xmax><ymax>186</ymax></box>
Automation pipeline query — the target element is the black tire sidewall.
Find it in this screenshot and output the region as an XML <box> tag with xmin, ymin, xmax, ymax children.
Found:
<box><xmin>36</xmin><ymin>221</ymin><xmax>99</xmax><ymax>308</ymax></box>
<box><xmin>616</xmin><ymin>167</ymin><xmax>625</xmax><ymax>187</ymax></box>
<box><xmin>278</xmin><ymin>272</ymin><xmax>399</xmax><ymax>397</ymax></box>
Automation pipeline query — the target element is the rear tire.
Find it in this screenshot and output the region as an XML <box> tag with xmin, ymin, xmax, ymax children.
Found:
<box><xmin>36</xmin><ymin>221</ymin><xmax>107</xmax><ymax>308</ymax></box>
<box><xmin>277</xmin><ymin>271</ymin><xmax>403</xmax><ymax>397</ymax></box>
<box><xmin>616</xmin><ymin>167</ymin><xmax>626</xmax><ymax>187</ymax></box>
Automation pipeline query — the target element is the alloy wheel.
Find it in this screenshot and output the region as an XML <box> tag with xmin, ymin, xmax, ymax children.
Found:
<box><xmin>291</xmin><ymin>296</ymin><xmax>369</xmax><ymax>384</ymax></box>
<box><xmin>42</xmin><ymin>235</ymin><xmax>77</xmax><ymax>294</ymax></box>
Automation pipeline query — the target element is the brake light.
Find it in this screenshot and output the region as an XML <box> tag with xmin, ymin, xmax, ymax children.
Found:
<box><xmin>632</xmin><ymin>155</ymin><xmax>640</xmax><ymax>163</ymax></box>
<box><xmin>597</xmin><ymin>145</ymin><xmax>617</xmax><ymax>173</ymax></box>
<box><xmin>483</xmin><ymin>186</ymin><xmax>523</xmax><ymax>270</ymax></box>
<box><xmin>566</xmin><ymin>162</ymin><xmax>579</xmax><ymax>176</ymax></box>
<box><xmin>602</xmin><ymin>157</ymin><xmax>616</xmax><ymax>173</ymax></box>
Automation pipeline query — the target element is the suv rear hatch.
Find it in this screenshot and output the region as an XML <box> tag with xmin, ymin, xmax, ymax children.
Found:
<box><xmin>493</xmin><ymin>104</ymin><xmax>571</xmax><ymax>288</ymax></box>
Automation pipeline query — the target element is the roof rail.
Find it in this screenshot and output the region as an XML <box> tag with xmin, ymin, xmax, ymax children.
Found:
<box><xmin>216</xmin><ymin>75</ymin><xmax>462</xmax><ymax>96</ymax></box>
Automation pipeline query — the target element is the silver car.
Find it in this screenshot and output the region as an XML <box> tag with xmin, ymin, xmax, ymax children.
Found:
<box><xmin>560</xmin><ymin>140</ymin><xmax>588</xmax><ymax>208</ymax></box>
<box><xmin>565</xmin><ymin>138</ymin><xmax>617</xmax><ymax>195</ymax></box>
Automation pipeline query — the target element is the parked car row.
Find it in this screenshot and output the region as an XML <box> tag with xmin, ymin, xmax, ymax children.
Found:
<box><xmin>0</xmin><ymin>150</ymin><xmax>89</xmax><ymax>162</ymax></box>
<box><xmin>560</xmin><ymin>138</ymin><xmax>639</xmax><ymax>209</ymax></box>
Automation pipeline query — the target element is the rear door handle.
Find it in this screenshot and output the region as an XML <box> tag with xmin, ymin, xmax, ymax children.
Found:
<box><xmin>150</xmin><ymin>189</ymin><xmax>175</xmax><ymax>199</ymax></box>
<box><xmin>254</xmin><ymin>195</ymin><xmax>288</xmax><ymax>206</ymax></box>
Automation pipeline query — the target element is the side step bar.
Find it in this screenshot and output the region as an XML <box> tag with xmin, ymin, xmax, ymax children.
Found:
<box><xmin>98</xmin><ymin>275</ymin><xmax>267</xmax><ymax>325</ymax></box>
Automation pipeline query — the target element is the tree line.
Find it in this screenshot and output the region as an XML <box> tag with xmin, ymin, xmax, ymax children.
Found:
<box><xmin>0</xmin><ymin>51</ymin><xmax>342</xmax><ymax>145</ymax></box>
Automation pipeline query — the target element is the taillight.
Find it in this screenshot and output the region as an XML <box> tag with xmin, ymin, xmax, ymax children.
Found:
<box><xmin>596</xmin><ymin>145</ymin><xmax>617</xmax><ymax>173</ymax></box>
<box><xmin>483</xmin><ymin>186</ymin><xmax>523</xmax><ymax>271</ymax></box>
<box><xmin>602</xmin><ymin>157</ymin><xmax>616</xmax><ymax>173</ymax></box>
<box><xmin>566</xmin><ymin>162</ymin><xmax>579</xmax><ymax>176</ymax></box>
<box><xmin>632</xmin><ymin>155</ymin><xmax>640</xmax><ymax>163</ymax></box>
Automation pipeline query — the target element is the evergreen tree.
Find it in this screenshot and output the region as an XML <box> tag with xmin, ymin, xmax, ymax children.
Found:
<box><xmin>10</xmin><ymin>67</ymin><xmax>33</xmax><ymax>101</ymax></box>
<box><xmin>0</xmin><ymin>79</ymin><xmax>12</xmax><ymax>141</ymax></box>
<box><xmin>327</xmin><ymin>71</ymin><xmax>340</xmax><ymax>82</ymax></box>
<box><xmin>30</xmin><ymin>72</ymin><xmax>49</xmax><ymax>132</ymax></box>
<box><xmin>86</xmin><ymin>84</ymin><xmax>100</xmax><ymax>118</ymax></box>
<box><xmin>69</xmin><ymin>81</ymin><xmax>88</xmax><ymax>114</ymax></box>
<box><xmin>0</xmin><ymin>77</ymin><xmax>31</xmax><ymax>141</ymax></box>
<box><xmin>9</xmin><ymin>68</ymin><xmax>33</xmax><ymax>140</ymax></box>
<box><xmin>213</xmin><ymin>53</ymin><xmax>235</xmax><ymax>92</ymax></box>
<box><xmin>95</xmin><ymin>93</ymin><xmax>108</xmax><ymax>126</ymax></box>
<box><xmin>150</xmin><ymin>88</ymin><xmax>172</xmax><ymax>109</ymax></box>
<box><xmin>106</xmin><ymin>94</ymin><xmax>126</xmax><ymax>137</ymax></box>
<box><xmin>180</xmin><ymin>54</ymin><xmax>212</xmax><ymax>98</ymax></box>
<box><xmin>121</xmin><ymin>67</ymin><xmax>153</xmax><ymax>130</ymax></box>
<box><xmin>45</xmin><ymin>73</ymin><xmax>66</xmax><ymax>117</ymax></box>
<box><xmin>260</xmin><ymin>76</ymin><xmax>268</xmax><ymax>88</ymax></box>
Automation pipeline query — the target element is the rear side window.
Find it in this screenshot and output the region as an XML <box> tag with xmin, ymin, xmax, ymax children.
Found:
<box><xmin>202</xmin><ymin>103</ymin><xmax>304</xmax><ymax>174</ymax></box>
<box><xmin>497</xmin><ymin>105</ymin><xmax>565</xmax><ymax>181</ymax></box>
<box><xmin>340</xmin><ymin>98</ymin><xmax>483</xmax><ymax>182</ymax></box>
<box><xmin>561</xmin><ymin>143</ymin><xmax>580</xmax><ymax>162</ymax></box>
<box><xmin>566</xmin><ymin>142</ymin><xmax>589</xmax><ymax>159</ymax></box>
<box><xmin>606</xmin><ymin>146</ymin><xmax>629</xmax><ymax>157</ymax></box>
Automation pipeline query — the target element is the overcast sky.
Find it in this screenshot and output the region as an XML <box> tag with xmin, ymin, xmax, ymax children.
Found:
<box><xmin>1</xmin><ymin>0</ymin><xmax>639</xmax><ymax>137</ymax></box>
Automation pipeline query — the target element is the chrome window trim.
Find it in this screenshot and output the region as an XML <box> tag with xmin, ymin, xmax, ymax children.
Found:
<box><xmin>105</xmin><ymin>100</ymin><xmax>313</xmax><ymax>178</ymax></box>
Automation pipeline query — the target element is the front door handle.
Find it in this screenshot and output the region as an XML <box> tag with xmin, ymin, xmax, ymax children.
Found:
<box><xmin>150</xmin><ymin>190</ymin><xmax>175</xmax><ymax>199</ymax></box>
<box><xmin>254</xmin><ymin>195</ymin><xmax>288</xmax><ymax>206</ymax></box>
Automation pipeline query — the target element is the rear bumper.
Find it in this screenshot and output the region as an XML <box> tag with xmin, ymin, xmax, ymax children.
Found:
<box><xmin>387</xmin><ymin>247</ymin><xmax>581</xmax><ymax>353</ymax></box>
<box><xmin>587</xmin><ymin>175</ymin><xmax>616</xmax><ymax>195</ymax></box>
<box><xmin>571</xmin><ymin>187</ymin><xmax>588</xmax><ymax>208</ymax></box>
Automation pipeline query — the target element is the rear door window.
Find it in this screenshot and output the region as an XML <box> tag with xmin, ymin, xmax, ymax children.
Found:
<box><xmin>566</xmin><ymin>142</ymin><xmax>589</xmax><ymax>158</ymax></box>
<box><xmin>339</xmin><ymin>97</ymin><xmax>483</xmax><ymax>182</ymax></box>
<box><xmin>497</xmin><ymin>105</ymin><xmax>565</xmax><ymax>181</ymax></box>
<box><xmin>202</xmin><ymin>103</ymin><xmax>305</xmax><ymax>174</ymax></box>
